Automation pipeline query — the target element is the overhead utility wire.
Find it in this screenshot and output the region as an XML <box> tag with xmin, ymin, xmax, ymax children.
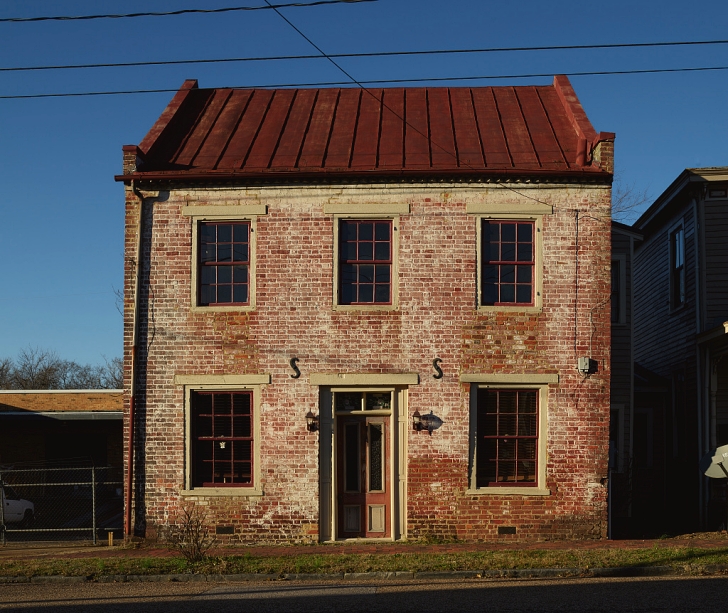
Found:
<box><xmin>0</xmin><ymin>0</ymin><xmax>374</xmax><ymax>23</ymax></box>
<box><xmin>3</xmin><ymin>38</ymin><xmax>727</xmax><ymax>73</ymax></box>
<box><xmin>2</xmin><ymin>65</ymin><xmax>727</xmax><ymax>100</ymax></box>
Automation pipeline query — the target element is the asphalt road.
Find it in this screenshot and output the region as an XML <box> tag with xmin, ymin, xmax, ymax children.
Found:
<box><xmin>1</xmin><ymin>576</ymin><xmax>727</xmax><ymax>612</ymax></box>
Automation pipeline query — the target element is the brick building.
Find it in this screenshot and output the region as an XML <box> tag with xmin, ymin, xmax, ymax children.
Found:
<box><xmin>117</xmin><ymin>76</ymin><xmax>614</xmax><ymax>543</ymax></box>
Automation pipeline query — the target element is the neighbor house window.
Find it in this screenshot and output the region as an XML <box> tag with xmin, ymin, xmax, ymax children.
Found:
<box><xmin>670</xmin><ymin>226</ymin><xmax>685</xmax><ymax>309</ymax></box>
<box><xmin>481</xmin><ymin>220</ymin><xmax>534</xmax><ymax>306</ymax></box>
<box><xmin>191</xmin><ymin>390</ymin><xmax>253</xmax><ymax>488</ymax></box>
<box><xmin>475</xmin><ymin>388</ymin><xmax>538</xmax><ymax>487</ymax></box>
<box><xmin>339</xmin><ymin>220</ymin><xmax>392</xmax><ymax>305</ymax></box>
<box><xmin>199</xmin><ymin>221</ymin><xmax>250</xmax><ymax>306</ymax></box>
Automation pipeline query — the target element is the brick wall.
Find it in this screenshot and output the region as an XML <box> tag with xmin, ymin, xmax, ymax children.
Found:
<box><xmin>124</xmin><ymin>181</ymin><xmax>612</xmax><ymax>543</ymax></box>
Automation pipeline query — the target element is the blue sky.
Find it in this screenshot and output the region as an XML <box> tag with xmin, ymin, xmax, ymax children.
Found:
<box><xmin>1</xmin><ymin>0</ymin><xmax>727</xmax><ymax>365</ymax></box>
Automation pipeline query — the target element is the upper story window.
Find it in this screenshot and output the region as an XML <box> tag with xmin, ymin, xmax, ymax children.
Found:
<box><xmin>481</xmin><ymin>220</ymin><xmax>534</xmax><ymax>306</ymax></box>
<box><xmin>199</xmin><ymin>221</ymin><xmax>250</xmax><ymax>306</ymax></box>
<box><xmin>339</xmin><ymin>220</ymin><xmax>392</xmax><ymax>305</ymax></box>
<box><xmin>670</xmin><ymin>226</ymin><xmax>685</xmax><ymax>309</ymax></box>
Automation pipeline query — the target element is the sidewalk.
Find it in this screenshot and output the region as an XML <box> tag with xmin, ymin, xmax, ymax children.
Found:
<box><xmin>1</xmin><ymin>531</ymin><xmax>727</xmax><ymax>561</ymax></box>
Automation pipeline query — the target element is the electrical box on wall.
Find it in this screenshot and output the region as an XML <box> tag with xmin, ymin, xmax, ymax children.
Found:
<box><xmin>578</xmin><ymin>357</ymin><xmax>598</xmax><ymax>375</ymax></box>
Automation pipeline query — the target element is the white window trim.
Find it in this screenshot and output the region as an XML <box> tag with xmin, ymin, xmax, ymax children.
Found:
<box><xmin>176</xmin><ymin>374</ymin><xmax>268</xmax><ymax>497</ymax></box>
<box><xmin>668</xmin><ymin>221</ymin><xmax>686</xmax><ymax>312</ymax></box>
<box><xmin>464</xmin><ymin>375</ymin><xmax>552</xmax><ymax>496</ymax></box>
<box><xmin>475</xmin><ymin>214</ymin><xmax>544</xmax><ymax>313</ymax></box>
<box><xmin>332</xmin><ymin>214</ymin><xmax>400</xmax><ymax>311</ymax></box>
<box><xmin>612</xmin><ymin>254</ymin><xmax>627</xmax><ymax>326</ymax></box>
<box><xmin>185</xmin><ymin>207</ymin><xmax>266</xmax><ymax>312</ymax></box>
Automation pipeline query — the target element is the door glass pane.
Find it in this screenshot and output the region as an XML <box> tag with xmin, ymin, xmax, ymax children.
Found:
<box><xmin>369</xmin><ymin>423</ymin><xmax>383</xmax><ymax>491</ymax></box>
<box><xmin>345</xmin><ymin>424</ymin><xmax>360</xmax><ymax>492</ymax></box>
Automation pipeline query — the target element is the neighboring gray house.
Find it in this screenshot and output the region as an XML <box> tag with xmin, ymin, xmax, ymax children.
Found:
<box><xmin>632</xmin><ymin>167</ymin><xmax>728</xmax><ymax>533</ymax></box>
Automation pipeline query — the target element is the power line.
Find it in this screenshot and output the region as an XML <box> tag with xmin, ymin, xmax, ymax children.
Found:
<box><xmin>2</xmin><ymin>65</ymin><xmax>727</xmax><ymax>100</ymax></box>
<box><xmin>0</xmin><ymin>0</ymin><xmax>374</xmax><ymax>23</ymax></box>
<box><xmin>3</xmin><ymin>38</ymin><xmax>727</xmax><ymax>73</ymax></box>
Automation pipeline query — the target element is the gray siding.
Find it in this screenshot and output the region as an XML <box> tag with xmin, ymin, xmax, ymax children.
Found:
<box><xmin>704</xmin><ymin>198</ymin><xmax>728</xmax><ymax>329</ymax></box>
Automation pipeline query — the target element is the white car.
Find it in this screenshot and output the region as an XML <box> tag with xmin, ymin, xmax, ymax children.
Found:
<box><xmin>1</xmin><ymin>484</ymin><xmax>34</xmax><ymax>527</ymax></box>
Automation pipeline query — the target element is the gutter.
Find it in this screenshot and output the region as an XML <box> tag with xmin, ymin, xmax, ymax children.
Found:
<box><xmin>125</xmin><ymin>181</ymin><xmax>145</xmax><ymax>538</ymax></box>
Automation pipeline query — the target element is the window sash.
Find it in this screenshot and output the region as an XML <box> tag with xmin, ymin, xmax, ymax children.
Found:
<box><xmin>476</xmin><ymin>389</ymin><xmax>539</xmax><ymax>487</ymax></box>
<box><xmin>198</xmin><ymin>221</ymin><xmax>251</xmax><ymax>306</ymax></box>
<box><xmin>191</xmin><ymin>390</ymin><xmax>254</xmax><ymax>488</ymax></box>
<box><xmin>339</xmin><ymin>220</ymin><xmax>393</xmax><ymax>305</ymax></box>
<box><xmin>481</xmin><ymin>220</ymin><xmax>535</xmax><ymax>306</ymax></box>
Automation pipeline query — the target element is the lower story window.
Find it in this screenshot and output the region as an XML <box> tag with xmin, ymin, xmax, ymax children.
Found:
<box><xmin>476</xmin><ymin>388</ymin><xmax>538</xmax><ymax>487</ymax></box>
<box><xmin>191</xmin><ymin>390</ymin><xmax>253</xmax><ymax>487</ymax></box>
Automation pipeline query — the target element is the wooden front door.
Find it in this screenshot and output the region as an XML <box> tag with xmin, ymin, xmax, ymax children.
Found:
<box><xmin>336</xmin><ymin>415</ymin><xmax>390</xmax><ymax>538</ymax></box>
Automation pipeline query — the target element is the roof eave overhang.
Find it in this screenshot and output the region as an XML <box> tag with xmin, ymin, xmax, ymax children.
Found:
<box><xmin>115</xmin><ymin>167</ymin><xmax>613</xmax><ymax>186</ymax></box>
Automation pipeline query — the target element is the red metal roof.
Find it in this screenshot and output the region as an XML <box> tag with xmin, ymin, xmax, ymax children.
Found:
<box><xmin>119</xmin><ymin>76</ymin><xmax>613</xmax><ymax>182</ymax></box>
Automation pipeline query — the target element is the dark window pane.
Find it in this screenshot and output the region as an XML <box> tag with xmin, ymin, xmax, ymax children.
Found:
<box><xmin>342</xmin><ymin>242</ymin><xmax>357</xmax><ymax>261</ymax></box>
<box><xmin>374</xmin><ymin>242</ymin><xmax>390</xmax><ymax>260</ymax></box>
<box><xmin>500</xmin><ymin>284</ymin><xmax>515</xmax><ymax>303</ymax></box>
<box><xmin>233</xmin><ymin>244</ymin><xmax>249</xmax><ymax>262</ymax></box>
<box><xmin>342</xmin><ymin>264</ymin><xmax>357</xmax><ymax>284</ymax></box>
<box><xmin>517</xmin><ymin>223</ymin><xmax>532</xmax><ymax>242</ymax></box>
<box><xmin>374</xmin><ymin>284</ymin><xmax>390</xmax><ymax>303</ymax></box>
<box><xmin>359</xmin><ymin>265</ymin><xmax>374</xmax><ymax>284</ymax></box>
<box><xmin>500</xmin><ymin>392</ymin><xmax>517</xmax><ymax>414</ymax></box>
<box><xmin>519</xmin><ymin>392</ymin><xmax>537</xmax><ymax>413</ymax></box>
<box><xmin>516</xmin><ymin>266</ymin><xmax>532</xmax><ymax>283</ymax></box>
<box><xmin>358</xmin><ymin>284</ymin><xmax>374</xmax><ymax>303</ymax></box>
<box><xmin>233</xmin><ymin>285</ymin><xmax>248</xmax><ymax>303</ymax></box>
<box><xmin>482</xmin><ymin>284</ymin><xmax>498</xmax><ymax>305</ymax></box>
<box><xmin>375</xmin><ymin>265</ymin><xmax>390</xmax><ymax>283</ymax></box>
<box><xmin>196</xmin><ymin>415</ymin><xmax>212</xmax><ymax>438</ymax></box>
<box><xmin>217</xmin><ymin>266</ymin><xmax>232</xmax><ymax>283</ymax></box>
<box><xmin>342</xmin><ymin>221</ymin><xmax>357</xmax><ymax>241</ymax></box>
<box><xmin>201</xmin><ymin>267</ymin><xmax>216</xmax><ymax>284</ymax></box>
<box><xmin>217</xmin><ymin>244</ymin><xmax>232</xmax><ymax>262</ymax></box>
<box><xmin>341</xmin><ymin>283</ymin><xmax>356</xmax><ymax>304</ymax></box>
<box><xmin>201</xmin><ymin>245</ymin><xmax>216</xmax><ymax>263</ymax></box>
<box><xmin>485</xmin><ymin>222</ymin><xmax>499</xmax><ymax>241</ymax></box>
<box><xmin>517</xmin><ymin>243</ymin><xmax>532</xmax><ymax>262</ymax></box>
<box><xmin>369</xmin><ymin>424</ymin><xmax>383</xmax><ymax>491</ymax></box>
<box><xmin>233</xmin><ymin>415</ymin><xmax>251</xmax><ymax>438</ymax></box>
<box><xmin>199</xmin><ymin>285</ymin><xmax>215</xmax><ymax>305</ymax></box>
<box><xmin>375</xmin><ymin>223</ymin><xmax>390</xmax><ymax>241</ymax></box>
<box><xmin>358</xmin><ymin>242</ymin><xmax>373</xmax><ymax>261</ymax></box>
<box><xmin>233</xmin><ymin>265</ymin><xmax>248</xmax><ymax>283</ymax></box>
<box><xmin>501</xmin><ymin>242</ymin><xmax>516</xmax><ymax>261</ymax></box>
<box><xmin>200</xmin><ymin>224</ymin><xmax>216</xmax><ymax>243</ymax></box>
<box><xmin>233</xmin><ymin>394</ymin><xmax>251</xmax><ymax>415</ymax></box>
<box><xmin>501</xmin><ymin>265</ymin><xmax>515</xmax><ymax>283</ymax></box>
<box><xmin>217</xmin><ymin>225</ymin><xmax>232</xmax><ymax>243</ymax></box>
<box><xmin>487</xmin><ymin>242</ymin><xmax>499</xmax><ymax>261</ymax></box>
<box><xmin>516</xmin><ymin>285</ymin><xmax>532</xmax><ymax>304</ymax></box>
<box><xmin>482</xmin><ymin>414</ymin><xmax>497</xmax><ymax>436</ymax></box>
<box><xmin>345</xmin><ymin>424</ymin><xmax>360</xmax><ymax>492</ymax></box>
<box><xmin>499</xmin><ymin>415</ymin><xmax>517</xmax><ymax>436</ymax></box>
<box><xmin>519</xmin><ymin>414</ymin><xmax>537</xmax><ymax>436</ymax></box>
<box><xmin>482</xmin><ymin>265</ymin><xmax>498</xmax><ymax>283</ymax></box>
<box><xmin>501</xmin><ymin>224</ymin><xmax>516</xmax><ymax>242</ymax></box>
<box><xmin>359</xmin><ymin>222</ymin><xmax>373</xmax><ymax>240</ymax></box>
<box><xmin>233</xmin><ymin>224</ymin><xmax>249</xmax><ymax>242</ymax></box>
<box><xmin>217</xmin><ymin>286</ymin><xmax>232</xmax><ymax>303</ymax></box>
<box><xmin>336</xmin><ymin>392</ymin><xmax>362</xmax><ymax>411</ymax></box>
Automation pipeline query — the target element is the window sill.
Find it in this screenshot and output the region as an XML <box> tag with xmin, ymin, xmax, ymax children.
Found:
<box><xmin>466</xmin><ymin>487</ymin><xmax>551</xmax><ymax>496</ymax></box>
<box><xmin>333</xmin><ymin>304</ymin><xmax>398</xmax><ymax>312</ymax></box>
<box><xmin>477</xmin><ymin>305</ymin><xmax>542</xmax><ymax>313</ymax></box>
<box><xmin>180</xmin><ymin>487</ymin><xmax>263</xmax><ymax>497</ymax></box>
<box><xmin>190</xmin><ymin>304</ymin><xmax>255</xmax><ymax>313</ymax></box>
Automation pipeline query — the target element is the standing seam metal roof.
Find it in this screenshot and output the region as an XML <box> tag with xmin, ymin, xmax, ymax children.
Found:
<box><xmin>119</xmin><ymin>76</ymin><xmax>613</xmax><ymax>181</ymax></box>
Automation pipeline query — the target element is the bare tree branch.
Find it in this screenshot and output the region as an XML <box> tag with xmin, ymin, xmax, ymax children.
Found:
<box><xmin>612</xmin><ymin>181</ymin><xmax>652</xmax><ymax>224</ymax></box>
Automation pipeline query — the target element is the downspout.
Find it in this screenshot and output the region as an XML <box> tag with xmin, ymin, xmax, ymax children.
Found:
<box><xmin>125</xmin><ymin>181</ymin><xmax>146</xmax><ymax>538</ymax></box>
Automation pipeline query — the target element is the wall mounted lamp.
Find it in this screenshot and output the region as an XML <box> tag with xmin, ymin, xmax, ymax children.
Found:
<box><xmin>305</xmin><ymin>410</ymin><xmax>319</xmax><ymax>432</ymax></box>
<box><xmin>413</xmin><ymin>410</ymin><xmax>443</xmax><ymax>435</ymax></box>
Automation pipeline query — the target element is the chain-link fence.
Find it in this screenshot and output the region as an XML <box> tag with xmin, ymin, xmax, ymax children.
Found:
<box><xmin>0</xmin><ymin>464</ymin><xmax>123</xmax><ymax>544</ymax></box>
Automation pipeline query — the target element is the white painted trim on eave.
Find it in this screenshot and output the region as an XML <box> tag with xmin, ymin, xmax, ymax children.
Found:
<box><xmin>181</xmin><ymin>205</ymin><xmax>268</xmax><ymax>217</ymax></box>
<box><xmin>323</xmin><ymin>203</ymin><xmax>410</xmax><ymax>215</ymax></box>
<box><xmin>460</xmin><ymin>373</ymin><xmax>559</xmax><ymax>384</ymax></box>
<box><xmin>174</xmin><ymin>374</ymin><xmax>271</xmax><ymax>385</ymax></box>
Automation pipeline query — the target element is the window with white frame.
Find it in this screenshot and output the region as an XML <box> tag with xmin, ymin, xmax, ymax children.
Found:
<box><xmin>465</xmin><ymin>375</ymin><xmax>552</xmax><ymax>495</ymax></box>
<box><xmin>177</xmin><ymin>374</ymin><xmax>266</xmax><ymax>496</ymax></box>
<box><xmin>670</xmin><ymin>225</ymin><xmax>685</xmax><ymax>310</ymax></box>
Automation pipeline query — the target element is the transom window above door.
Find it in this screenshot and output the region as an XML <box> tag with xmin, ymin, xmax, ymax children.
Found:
<box><xmin>335</xmin><ymin>391</ymin><xmax>392</xmax><ymax>412</ymax></box>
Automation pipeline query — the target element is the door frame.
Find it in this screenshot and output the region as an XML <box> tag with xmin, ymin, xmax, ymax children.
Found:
<box><xmin>319</xmin><ymin>385</ymin><xmax>408</xmax><ymax>542</ymax></box>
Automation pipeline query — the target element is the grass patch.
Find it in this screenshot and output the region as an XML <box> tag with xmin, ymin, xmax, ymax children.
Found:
<box><xmin>1</xmin><ymin>546</ymin><xmax>728</xmax><ymax>578</ymax></box>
